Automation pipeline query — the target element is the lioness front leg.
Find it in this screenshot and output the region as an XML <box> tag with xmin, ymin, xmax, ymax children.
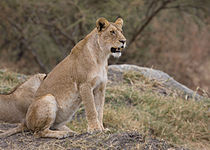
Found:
<box><xmin>94</xmin><ymin>83</ymin><xmax>106</xmax><ymax>130</ymax></box>
<box><xmin>53</xmin><ymin>125</ymin><xmax>78</xmax><ymax>134</ymax></box>
<box><xmin>80</xmin><ymin>83</ymin><xmax>102</xmax><ymax>133</ymax></box>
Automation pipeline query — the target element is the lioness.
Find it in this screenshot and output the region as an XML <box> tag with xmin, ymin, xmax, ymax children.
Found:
<box><xmin>0</xmin><ymin>73</ymin><xmax>46</xmax><ymax>137</ymax></box>
<box><xmin>5</xmin><ymin>17</ymin><xmax>126</xmax><ymax>139</ymax></box>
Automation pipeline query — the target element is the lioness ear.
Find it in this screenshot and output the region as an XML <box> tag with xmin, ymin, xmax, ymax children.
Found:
<box><xmin>115</xmin><ymin>18</ymin><xmax>123</xmax><ymax>29</ymax></box>
<box><xmin>96</xmin><ymin>17</ymin><xmax>110</xmax><ymax>32</ymax></box>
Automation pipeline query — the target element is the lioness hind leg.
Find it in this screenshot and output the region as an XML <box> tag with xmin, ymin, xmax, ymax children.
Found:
<box><xmin>26</xmin><ymin>94</ymin><xmax>73</xmax><ymax>139</ymax></box>
<box><xmin>38</xmin><ymin>129</ymin><xmax>73</xmax><ymax>139</ymax></box>
<box><xmin>38</xmin><ymin>125</ymin><xmax>76</xmax><ymax>139</ymax></box>
<box><xmin>0</xmin><ymin>123</ymin><xmax>28</xmax><ymax>138</ymax></box>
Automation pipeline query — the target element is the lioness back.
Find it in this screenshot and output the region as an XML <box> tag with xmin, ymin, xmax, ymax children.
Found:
<box><xmin>0</xmin><ymin>73</ymin><xmax>46</xmax><ymax>123</ymax></box>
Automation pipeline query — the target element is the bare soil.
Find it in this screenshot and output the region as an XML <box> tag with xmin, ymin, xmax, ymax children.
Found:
<box><xmin>0</xmin><ymin>123</ymin><xmax>188</xmax><ymax>150</ymax></box>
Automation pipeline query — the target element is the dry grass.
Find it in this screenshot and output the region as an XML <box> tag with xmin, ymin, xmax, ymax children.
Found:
<box><xmin>0</xmin><ymin>69</ymin><xmax>27</xmax><ymax>94</ymax></box>
<box><xmin>69</xmin><ymin>71</ymin><xmax>210</xmax><ymax>150</ymax></box>
<box><xmin>104</xmin><ymin>87</ymin><xmax>209</xmax><ymax>149</ymax></box>
<box><xmin>0</xmin><ymin>70</ymin><xmax>209</xmax><ymax>150</ymax></box>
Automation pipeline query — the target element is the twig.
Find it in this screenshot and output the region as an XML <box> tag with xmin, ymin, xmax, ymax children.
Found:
<box><xmin>164</xmin><ymin>4</ymin><xmax>207</xmax><ymax>12</ymax></box>
<box><xmin>37</xmin><ymin>21</ymin><xmax>76</xmax><ymax>46</ymax></box>
<box><xmin>128</xmin><ymin>0</ymin><xmax>176</xmax><ymax>48</ymax></box>
<box><xmin>5</xmin><ymin>18</ymin><xmax>48</xmax><ymax>72</ymax></box>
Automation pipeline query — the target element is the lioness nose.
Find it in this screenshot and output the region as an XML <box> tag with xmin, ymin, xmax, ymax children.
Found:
<box><xmin>119</xmin><ymin>40</ymin><xmax>126</xmax><ymax>44</ymax></box>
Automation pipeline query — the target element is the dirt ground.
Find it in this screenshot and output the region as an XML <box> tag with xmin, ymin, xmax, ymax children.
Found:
<box><xmin>0</xmin><ymin>123</ymin><xmax>188</xmax><ymax>150</ymax></box>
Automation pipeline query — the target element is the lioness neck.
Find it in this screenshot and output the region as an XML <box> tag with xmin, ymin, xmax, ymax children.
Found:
<box><xmin>71</xmin><ymin>28</ymin><xmax>109</xmax><ymax>66</ymax></box>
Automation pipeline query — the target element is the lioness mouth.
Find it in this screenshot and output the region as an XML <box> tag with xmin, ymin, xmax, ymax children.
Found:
<box><xmin>111</xmin><ymin>47</ymin><xmax>122</xmax><ymax>53</ymax></box>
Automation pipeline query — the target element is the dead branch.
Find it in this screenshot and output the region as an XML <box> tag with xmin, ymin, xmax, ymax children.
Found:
<box><xmin>128</xmin><ymin>0</ymin><xmax>176</xmax><ymax>48</ymax></box>
<box><xmin>164</xmin><ymin>4</ymin><xmax>207</xmax><ymax>12</ymax></box>
<box><xmin>4</xmin><ymin>18</ymin><xmax>48</xmax><ymax>72</ymax></box>
<box><xmin>35</xmin><ymin>21</ymin><xmax>76</xmax><ymax>46</ymax></box>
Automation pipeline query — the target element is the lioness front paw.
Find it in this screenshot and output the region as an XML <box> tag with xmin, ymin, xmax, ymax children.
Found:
<box><xmin>87</xmin><ymin>123</ymin><xmax>102</xmax><ymax>134</ymax></box>
<box><xmin>99</xmin><ymin>123</ymin><xmax>110</xmax><ymax>132</ymax></box>
<box><xmin>103</xmin><ymin>128</ymin><xmax>111</xmax><ymax>133</ymax></box>
<box><xmin>87</xmin><ymin>127</ymin><xmax>102</xmax><ymax>134</ymax></box>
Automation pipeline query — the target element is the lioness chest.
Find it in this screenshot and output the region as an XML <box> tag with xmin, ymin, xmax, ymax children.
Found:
<box><xmin>91</xmin><ymin>65</ymin><xmax>107</xmax><ymax>89</ymax></box>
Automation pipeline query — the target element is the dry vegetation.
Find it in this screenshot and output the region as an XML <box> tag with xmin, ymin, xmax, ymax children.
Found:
<box><xmin>0</xmin><ymin>0</ymin><xmax>210</xmax><ymax>94</ymax></box>
<box><xmin>0</xmin><ymin>69</ymin><xmax>27</xmax><ymax>94</ymax></box>
<box><xmin>0</xmin><ymin>70</ymin><xmax>209</xmax><ymax>150</ymax></box>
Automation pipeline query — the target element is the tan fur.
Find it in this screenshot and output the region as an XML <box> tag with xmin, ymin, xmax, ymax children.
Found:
<box><xmin>0</xmin><ymin>73</ymin><xmax>46</xmax><ymax>123</ymax></box>
<box><xmin>0</xmin><ymin>73</ymin><xmax>46</xmax><ymax>138</ymax></box>
<box><xmin>25</xmin><ymin>17</ymin><xmax>126</xmax><ymax>139</ymax></box>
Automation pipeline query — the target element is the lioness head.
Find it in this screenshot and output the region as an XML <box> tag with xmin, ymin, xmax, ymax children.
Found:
<box><xmin>96</xmin><ymin>17</ymin><xmax>126</xmax><ymax>58</ymax></box>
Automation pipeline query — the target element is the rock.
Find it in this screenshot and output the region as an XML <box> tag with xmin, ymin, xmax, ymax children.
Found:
<box><xmin>108</xmin><ymin>64</ymin><xmax>203</xmax><ymax>101</ymax></box>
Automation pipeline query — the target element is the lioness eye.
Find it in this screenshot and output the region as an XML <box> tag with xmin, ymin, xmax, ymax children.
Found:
<box><xmin>110</xmin><ymin>30</ymin><xmax>115</xmax><ymax>34</ymax></box>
